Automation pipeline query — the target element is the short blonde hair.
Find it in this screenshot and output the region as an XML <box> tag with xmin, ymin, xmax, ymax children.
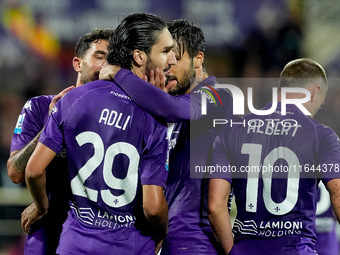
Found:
<box><xmin>279</xmin><ymin>58</ymin><xmax>328</xmax><ymax>91</ymax></box>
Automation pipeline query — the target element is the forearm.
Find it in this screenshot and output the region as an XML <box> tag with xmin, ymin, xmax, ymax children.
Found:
<box><xmin>26</xmin><ymin>171</ymin><xmax>49</xmax><ymax>214</ymax></box>
<box><xmin>208</xmin><ymin>206</ymin><xmax>233</xmax><ymax>254</ymax></box>
<box><xmin>24</xmin><ymin>142</ymin><xmax>56</xmax><ymax>213</ymax></box>
<box><xmin>208</xmin><ymin>179</ymin><xmax>233</xmax><ymax>254</ymax></box>
<box><xmin>7</xmin><ymin>130</ymin><xmax>42</xmax><ymax>183</ymax></box>
<box><xmin>327</xmin><ymin>179</ymin><xmax>340</xmax><ymax>223</ymax></box>
<box><xmin>143</xmin><ymin>185</ymin><xmax>168</xmax><ymax>244</ymax></box>
<box><xmin>144</xmin><ymin>196</ymin><xmax>168</xmax><ymax>236</ymax></box>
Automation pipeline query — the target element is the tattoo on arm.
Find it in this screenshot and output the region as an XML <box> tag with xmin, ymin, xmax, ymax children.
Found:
<box><xmin>13</xmin><ymin>131</ymin><xmax>42</xmax><ymax>174</ymax></box>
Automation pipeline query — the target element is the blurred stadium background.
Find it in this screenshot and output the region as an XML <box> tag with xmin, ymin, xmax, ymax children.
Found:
<box><xmin>0</xmin><ymin>0</ymin><xmax>340</xmax><ymax>254</ymax></box>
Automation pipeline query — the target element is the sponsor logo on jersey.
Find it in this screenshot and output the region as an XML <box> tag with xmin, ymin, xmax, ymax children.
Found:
<box><xmin>110</xmin><ymin>91</ymin><xmax>131</xmax><ymax>101</ymax></box>
<box><xmin>14</xmin><ymin>114</ymin><xmax>25</xmax><ymax>134</ymax></box>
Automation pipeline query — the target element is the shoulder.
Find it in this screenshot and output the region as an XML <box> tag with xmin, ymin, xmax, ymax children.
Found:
<box><xmin>192</xmin><ymin>77</ymin><xmax>232</xmax><ymax>102</ymax></box>
<box><xmin>21</xmin><ymin>95</ymin><xmax>54</xmax><ymax>116</ymax></box>
<box><xmin>62</xmin><ymin>80</ymin><xmax>117</xmax><ymax>102</ymax></box>
<box><xmin>25</xmin><ymin>95</ymin><xmax>54</xmax><ymax>108</ymax></box>
<box><xmin>314</xmin><ymin>120</ymin><xmax>339</xmax><ymax>141</ymax></box>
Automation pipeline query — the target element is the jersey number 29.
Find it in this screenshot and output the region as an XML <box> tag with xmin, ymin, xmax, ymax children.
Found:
<box><xmin>70</xmin><ymin>131</ymin><xmax>139</xmax><ymax>208</ymax></box>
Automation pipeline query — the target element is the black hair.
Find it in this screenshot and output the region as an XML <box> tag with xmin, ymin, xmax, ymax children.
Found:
<box><xmin>107</xmin><ymin>13</ymin><xmax>167</xmax><ymax>69</ymax></box>
<box><xmin>167</xmin><ymin>19</ymin><xmax>206</xmax><ymax>60</ymax></box>
<box><xmin>75</xmin><ymin>28</ymin><xmax>114</xmax><ymax>58</ymax></box>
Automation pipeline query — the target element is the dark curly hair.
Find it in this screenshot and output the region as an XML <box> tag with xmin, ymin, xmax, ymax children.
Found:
<box><xmin>75</xmin><ymin>28</ymin><xmax>114</xmax><ymax>58</ymax></box>
<box><xmin>107</xmin><ymin>13</ymin><xmax>167</xmax><ymax>69</ymax></box>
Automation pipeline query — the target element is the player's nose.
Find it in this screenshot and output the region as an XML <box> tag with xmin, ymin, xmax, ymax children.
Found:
<box><xmin>167</xmin><ymin>50</ymin><xmax>177</xmax><ymax>66</ymax></box>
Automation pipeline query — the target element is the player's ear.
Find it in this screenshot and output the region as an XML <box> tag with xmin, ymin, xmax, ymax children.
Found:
<box><xmin>194</xmin><ymin>52</ymin><xmax>204</xmax><ymax>69</ymax></box>
<box><xmin>132</xmin><ymin>50</ymin><xmax>146</xmax><ymax>67</ymax></box>
<box><xmin>310</xmin><ymin>84</ymin><xmax>321</xmax><ymax>103</ymax></box>
<box><xmin>73</xmin><ymin>57</ymin><xmax>82</xmax><ymax>72</ymax></box>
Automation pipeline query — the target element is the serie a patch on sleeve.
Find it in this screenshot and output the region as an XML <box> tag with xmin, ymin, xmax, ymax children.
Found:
<box><xmin>14</xmin><ymin>113</ymin><xmax>26</xmax><ymax>134</ymax></box>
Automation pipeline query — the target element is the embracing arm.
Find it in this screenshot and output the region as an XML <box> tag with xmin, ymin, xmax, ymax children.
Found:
<box><xmin>115</xmin><ymin>69</ymin><xmax>194</xmax><ymax>122</ymax></box>
<box><xmin>21</xmin><ymin>143</ymin><xmax>56</xmax><ymax>233</ymax></box>
<box><xmin>7</xmin><ymin>86</ymin><xmax>74</xmax><ymax>184</ymax></box>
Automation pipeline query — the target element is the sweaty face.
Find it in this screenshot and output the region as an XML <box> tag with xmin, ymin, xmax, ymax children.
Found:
<box><xmin>80</xmin><ymin>39</ymin><xmax>109</xmax><ymax>85</ymax></box>
<box><xmin>166</xmin><ymin>46</ymin><xmax>196</xmax><ymax>95</ymax></box>
<box><xmin>145</xmin><ymin>28</ymin><xmax>177</xmax><ymax>78</ymax></box>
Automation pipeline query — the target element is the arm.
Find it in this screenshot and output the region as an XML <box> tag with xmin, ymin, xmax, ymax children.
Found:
<box><xmin>21</xmin><ymin>143</ymin><xmax>56</xmax><ymax>233</ymax></box>
<box><xmin>208</xmin><ymin>178</ymin><xmax>233</xmax><ymax>254</ymax></box>
<box><xmin>7</xmin><ymin>86</ymin><xmax>74</xmax><ymax>184</ymax></box>
<box><xmin>326</xmin><ymin>179</ymin><xmax>340</xmax><ymax>223</ymax></box>
<box><xmin>143</xmin><ymin>185</ymin><xmax>168</xmax><ymax>254</ymax></box>
<box><xmin>115</xmin><ymin>69</ymin><xmax>192</xmax><ymax>122</ymax></box>
<box><xmin>7</xmin><ymin>131</ymin><xmax>42</xmax><ymax>183</ymax></box>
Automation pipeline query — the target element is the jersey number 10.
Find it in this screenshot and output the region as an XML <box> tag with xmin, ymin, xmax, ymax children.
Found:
<box><xmin>242</xmin><ymin>143</ymin><xmax>300</xmax><ymax>216</ymax></box>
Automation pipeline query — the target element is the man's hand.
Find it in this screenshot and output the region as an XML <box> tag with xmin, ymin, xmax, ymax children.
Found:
<box><xmin>144</xmin><ymin>68</ymin><xmax>176</xmax><ymax>93</ymax></box>
<box><xmin>49</xmin><ymin>85</ymin><xmax>75</xmax><ymax>115</ymax></box>
<box><xmin>99</xmin><ymin>62</ymin><xmax>121</xmax><ymax>80</ymax></box>
<box><xmin>21</xmin><ymin>202</ymin><xmax>47</xmax><ymax>234</ymax></box>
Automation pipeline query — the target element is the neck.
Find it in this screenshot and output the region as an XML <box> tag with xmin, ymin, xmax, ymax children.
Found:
<box><xmin>186</xmin><ymin>68</ymin><xmax>209</xmax><ymax>94</ymax></box>
<box><xmin>75</xmin><ymin>75</ymin><xmax>82</xmax><ymax>87</ymax></box>
<box><xmin>277</xmin><ymin>94</ymin><xmax>315</xmax><ymax>118</ymax></box>
<box><xmin>131</xmin><ymin>66</ymin><xmax>145</xmax><ymax>79</ymax></box>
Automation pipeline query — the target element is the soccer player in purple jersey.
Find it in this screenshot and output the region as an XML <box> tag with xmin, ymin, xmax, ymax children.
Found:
<box><xmin>208</xmin><ymin>58</ymin><xmax>340</xmax><ymax>255</ymax></box>
<box><xmin>7</xmin><ymin>28</ymin><xmax>113</xmax><ymax>255</ymax></box>
<box><xmin>100</xmin><ymin>20</ymin><xmax>232</xmax><ymax>254</ymax></box>
<box><xmin>315</xmin><ymin>182</ymin><xmax>339</xmax><ymax>255</ymax></box>
<box><xmin>21</xmin><ymin>13</ymin><xmax>176</xmax><ymax>255</ymax></box>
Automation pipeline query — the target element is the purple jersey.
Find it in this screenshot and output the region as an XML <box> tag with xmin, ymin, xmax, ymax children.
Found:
<box><xmin>10</xmin><ymin>95</ymin><xmax>70</xmax><ymax>255</ymax></box>
<box><xmin>315</xmin><ymin>182</ymin><xmax>339</xmax><ymax>255</ymax></box>
<box><xmin>114</xmin><ymin>69</ymin><xmax>233</xmax><ymax>254</ymax></box>
<box><xmin>40</xmin><ymin>80</ymin><xmax>168</xmax><ymax>255</ymax></box>
<box><xmin>212</xmin><ymin>102</ymin><xmax>340</xmax><ymax>255</ymax></box>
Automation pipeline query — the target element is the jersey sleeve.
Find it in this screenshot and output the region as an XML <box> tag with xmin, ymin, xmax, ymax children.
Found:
<box><xmin>10</xmin><ymin>97</ymin><xmax>49</xmax><ymax>152</ymax></box>
<box><xmin>39</xmin><ymin>101</ymin><xmax>64</xmax><ymax>155</ymax></box>
<box><xmin>317</xmin><ymin>126</ymin><xmax>340</xmax><ymax>183</ymax></box>
<box><xmin>115</xmin><ymin>69</ymin><xmax>201</xmax><ymax>122</ymax></box>
<box><xmin>210</xmin><ymin>127</ymin><xmax>233</xmax><ymax>184</ymax></box>
<box><xmin>139</xmin><ymin>118</ymin><xmax>168</xmax><ymax>188</ymax></box>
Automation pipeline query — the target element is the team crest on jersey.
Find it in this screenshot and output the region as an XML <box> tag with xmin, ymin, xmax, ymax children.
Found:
<box><xmin>51</xmin><ymin>106</ymin><xmax>58</xmax><ymax>115</ymax></box>
<box><xmin>24</xmin><ymin>100</ymin><xmax>32</xmax><ymax>111</ymax></box>
<box><xmin>14</xmin><ymin>114</ymin><xmax>26</xmax><ymax>134</ymax></box>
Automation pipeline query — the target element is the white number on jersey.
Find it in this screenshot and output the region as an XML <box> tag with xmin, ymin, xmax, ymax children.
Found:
<box><xmin>70</xmin><ymin>131</ymin><xmax>139</xmax><ymax>208</ymax></box>
<box><xmin>242</xmin><ymin>143</ymin><xmax>300</xmax><ymax>215</ymax></box>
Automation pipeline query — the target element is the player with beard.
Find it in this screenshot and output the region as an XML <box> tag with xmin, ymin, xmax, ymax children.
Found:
<box><xmin>100</xmin><ymin>19</ymin><xmax>233</xmax><ymax>254</ymax></box>
<box><xmin>21</xmin><ymin>13</ymin><xmax>175</xmax><ymax>255</ymax></box>
<box><xmin>7</xmin><ymin>28</ymin><xmax>113</xmax><ymax>255</ymax></box>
